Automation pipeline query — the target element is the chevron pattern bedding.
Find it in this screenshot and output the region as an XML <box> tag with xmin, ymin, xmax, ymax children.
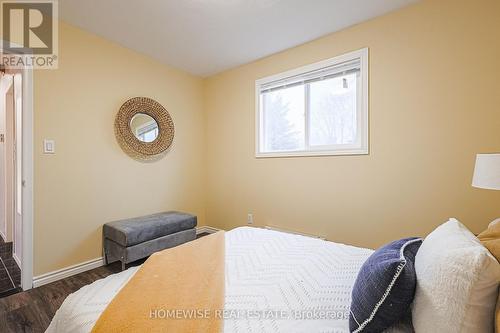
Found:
<box><xmin>46</xmin><ymin>227</ymin><xmax>413</xmax><ymax>333</ymax></box>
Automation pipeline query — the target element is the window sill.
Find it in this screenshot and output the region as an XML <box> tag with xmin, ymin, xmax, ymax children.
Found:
<box><xmin>255</xmin><ymin>148</ymin><xmax>369</xmax><ymax>158</ymax></box>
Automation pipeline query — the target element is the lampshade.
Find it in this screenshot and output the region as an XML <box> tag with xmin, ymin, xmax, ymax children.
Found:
<box><xmin>472</xmin><ymin>153</ymin><xmax>500</xmax><ymax>190</ymax></box>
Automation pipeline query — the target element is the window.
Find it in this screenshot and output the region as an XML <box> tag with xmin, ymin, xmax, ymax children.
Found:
<box><xmin>136</xmin><ymin>122</ymin><xmax>158</xmax><ymax>143</ymax></box>
<box><xmin>256</xmin><ymin>48</ymin><xmax>368</xmax><ymax>157</ymax></box>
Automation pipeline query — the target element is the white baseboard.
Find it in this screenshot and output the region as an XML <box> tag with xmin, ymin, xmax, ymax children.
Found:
<box><xmin>196</xmin><ymin>226</ymin><xmax>222</xmax><ymax>234</ymax></box>
<box><xmin>32</xmin><ymin>227</ymin><xmax>222</xmax><ymax>288</ymax></box>
<box><xmin>264</xmin><ymin>225</ymin><xmax>326</xmax><ymax>240</ymax></box>
<box><xmin>33</xmin><ymin>257</ymin><xmax>104</xmax><ymax>288</ymax></box>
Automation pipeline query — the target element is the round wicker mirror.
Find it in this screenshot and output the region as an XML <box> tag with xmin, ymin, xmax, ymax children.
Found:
<box><xmin>114</xmin><ymin>97</ymin><xmax>174</xmax><ymax>162</ymax></box>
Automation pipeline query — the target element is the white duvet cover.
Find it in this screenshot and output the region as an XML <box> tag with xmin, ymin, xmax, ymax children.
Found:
<box><xmin>46</xmin><ymin>227</ymin><xmax>412</xmax><ymax>333</ymax></box>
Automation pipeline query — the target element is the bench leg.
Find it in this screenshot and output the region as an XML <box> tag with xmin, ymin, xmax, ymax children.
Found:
<box><xmin>121</xmin><ymin>259</ymin><xmax>125</xmax><ymax>271</ymax></box>
<box><xmin>102</xmin><ymin>233</ymin><xmax>107</xmax><ymax>265</ymax></box>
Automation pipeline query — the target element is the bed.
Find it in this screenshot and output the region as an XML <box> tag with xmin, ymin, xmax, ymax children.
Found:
<box><xmin>46</xmin><ymin>227</ymin><xmax>413</xmax><ymax>333</ymax></box>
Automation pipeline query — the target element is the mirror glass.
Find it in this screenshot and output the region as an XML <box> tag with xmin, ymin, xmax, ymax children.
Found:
<box><xmin>130</xmin><ymin>113</ymin><xmax>159</xmax><ymax>143</ymax></box>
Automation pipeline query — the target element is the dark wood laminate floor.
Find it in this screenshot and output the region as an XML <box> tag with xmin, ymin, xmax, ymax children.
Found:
<box><xmin>0</xmin><ymin>232</ymin><xmax>210</xmax><ymax>333</ymax></box>
<box><xmin>0</xmin><ymin>261</ymin><xmax>123</xmax><ymax>333</ymax></box>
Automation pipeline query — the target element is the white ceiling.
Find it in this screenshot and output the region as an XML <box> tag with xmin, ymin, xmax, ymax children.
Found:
<box><xmin>60</xmin><ymin>0</ymin><xmax>417</xmax><ymax>77</ymax></box>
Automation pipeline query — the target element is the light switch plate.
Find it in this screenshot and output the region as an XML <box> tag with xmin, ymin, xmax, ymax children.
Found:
<box><xmin>43</xmin><ymin>139</ymin><xmax>55</xmax><ymax>154</ymax></box>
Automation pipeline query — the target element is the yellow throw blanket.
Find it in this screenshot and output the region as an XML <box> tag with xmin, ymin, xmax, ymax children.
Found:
<box><xmin>92</xmin><ymin>231</ymin><xmax>225</xmax><ymax>333</ymax></box>
<box><xmin>478</xmin><ymin>221</ymin><xmax>500</xmax><ymax>262</ymax></box>
<box><xmin>477</xmin><ymin>222</ymin><xmax>500</xmax><ymax>332</ymax></box>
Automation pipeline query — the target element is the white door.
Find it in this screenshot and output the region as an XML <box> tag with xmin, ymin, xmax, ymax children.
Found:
<box><xmin>13</xmin><ymin>73</ymin><xmax>22</xmax><ymax>264</ymax></box>
<box><xmin>0</xmin><ymin>74</ymin><xmax>13</xmax><ymax>241</ymax></box>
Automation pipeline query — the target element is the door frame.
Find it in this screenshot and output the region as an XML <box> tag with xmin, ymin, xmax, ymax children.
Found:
<box><xmin>1</xmin><ymin>41</ymin><xmax>34</xmax><ymax>290</ymax></box>
<box><xmin>0</xmin><ymin>72</ymin><xmax>10</xmax><ymax>243</ymax></box>
<box><xmin>20</xmin><ymin>64</ymin><xmax>33</xmax><ymax>290</ymax></box>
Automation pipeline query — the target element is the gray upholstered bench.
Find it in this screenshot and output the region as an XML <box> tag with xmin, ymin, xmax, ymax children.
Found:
<box><xmin>103</xmin><ymin>211</ymin><xmax>197</xmax><ymax>270</ymax></box>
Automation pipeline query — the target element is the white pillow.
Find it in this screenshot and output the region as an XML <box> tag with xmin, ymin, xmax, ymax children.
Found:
<box><xmin>412</xmin><ymin>218</ymin><xmax>500</xmax><ymax>333</ymax></box>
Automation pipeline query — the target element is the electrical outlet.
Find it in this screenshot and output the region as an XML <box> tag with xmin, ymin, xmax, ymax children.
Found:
<box><xmin>247</xmin><ymin>213</ymin><xmax>253</xmax><ymax>225</ymax></box>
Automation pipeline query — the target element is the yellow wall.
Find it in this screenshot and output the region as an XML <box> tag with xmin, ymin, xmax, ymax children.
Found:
<box><xmin>33</xmin><ymin>0</ymin><xmax>500</xmax><ymax>276</ymax></box>
<box><xmin>204</xmin><ymin>0</ymin><xmax>500</xmax><ymax>248</ymax></box>
<box><xmin>34</xmin><ymin>22</ymin><xmax>206</xmax><ymax>275</ymax></box>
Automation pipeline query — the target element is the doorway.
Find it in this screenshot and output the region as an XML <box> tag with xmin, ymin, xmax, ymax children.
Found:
<box><xmin>0</xmin><ymin>68</ymin><xmax>23</xmax><ymax>296</ymax></box>
<box><xmin>0</xmin><ymin>51</ymin><xmax>33</xmax><ymax>294</ymax></box>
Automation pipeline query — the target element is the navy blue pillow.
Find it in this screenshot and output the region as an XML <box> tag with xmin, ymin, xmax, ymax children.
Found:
<box><xmin>349</xmin><ymin>237</ymin><xmax>422</xmax><ymax>333</ymax></box>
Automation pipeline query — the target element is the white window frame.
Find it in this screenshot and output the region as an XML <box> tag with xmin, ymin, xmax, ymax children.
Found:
<box><xmin>135</xmin><ymin>120</ymin><xmax>158</xmax><ymax>142</ymax></box>
<box><xmin>255</xmin><ymin>48</ymin><xmax>369</xmax><ymax>158</ymax></box>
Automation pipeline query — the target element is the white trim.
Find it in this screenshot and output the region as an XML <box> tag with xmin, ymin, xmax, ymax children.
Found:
<box><xmin>12</xmin><ymin>252</ymin><xmax>21</xmax><ymax>268</ymax></box>
<box><xmin>1</xmin><ymin>41</ymin><xmax>35</xmax><ymax>291</ymax></box>
<box><xmin>255</xmin><ymin>148</ymin><xmax>368</xmax><ymax>158</ymax></box>
<box><xmin>0</xmin><ymin>74</ymin><xmax>11</xmax><ymax>245</ymax></box>
<box><xmin>32</xmin><ymin>257</ymin><xmax>104</xmax><ymax>288</ymax></box>
<box><xmin>255</xmin><ymin>48</ymin><xmax>369</xmax><ymax>158</ymax></box>
<box><xmin>31</xmin><ymin>228</ymin><xmax>222</xmax><ymax>288</ymax></box>
<box><xmin>31</xmin><ymin>227</ymin><xmax>223</xmax><ymax>288</ymax></box>
<box><xmin>264</xmin><ymin>225</ymin><xmax>326</xmax><ymax>240</ymax></box>
<box><xmin>135</xmin><ymin>119</ymin><xmax>157</xmax><ymax>136</ymax></box>
<box><xmin>196</xmin><ymin>226</ymin><xmax>222</xmax><ymax>235</ymax></box>
<box><xmin>21</xmin><ymin>60</ymin><xmax>34</xmax><ymax>291</ymax></box>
